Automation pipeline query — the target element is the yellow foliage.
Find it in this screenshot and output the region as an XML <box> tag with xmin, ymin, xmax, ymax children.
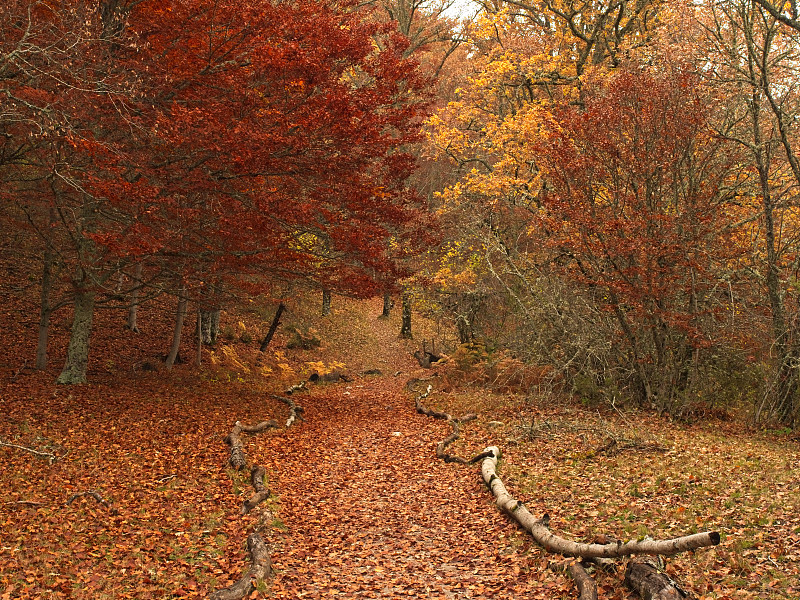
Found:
<box><xmin>221</xmin><ymin>345</ymin><xmax>250</xmax><ymax>374</ymax></box>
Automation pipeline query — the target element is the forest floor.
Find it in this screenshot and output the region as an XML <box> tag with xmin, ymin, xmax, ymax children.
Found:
<box><xmin>1</xmin><ymin>286</ymin><xmax>799</xmax><ymax>599</ymax></box>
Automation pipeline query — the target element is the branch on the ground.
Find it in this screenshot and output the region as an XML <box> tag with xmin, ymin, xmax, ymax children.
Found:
<box><xmin>225</xmin><ymin>420</ymin><xmax>278</xmax><ymax>470</ymax></box>
<box><xmin>242</xmin><ymin>465</ymin><xmax>270</xmax><ymax>515</ymax></box>
<box><xmin>585</xmin><ymin>437</ymin><xmax>669</xmax><ymax>459</ymax></box>
<box><xmin>480</xmin><ymin>446</ymin><xmax>720</xmax><ymax>558</ymax></box>
<box><xmin>414</xmin><ymin>386</ymin><xmax>487</xmax><ymax>464</ymax></box>
<box><xmin>66</xmin><ymin>490</ymin><xmax>118</xmax><ymax>515</ymax></box>
<box><xmin>209</xmin><ymin>532</ymin><xmax>271</xmax><ymax>600</ymax></box>
<box><xmin>0</xmin><ymin>439</ymin><xmax>57</xmax><ymax>464</ymax></box>
<box><xmin>285</xmin><ymin>380</ymin><xmax>307</xmax><ymax>395</ymax></box>
<box><xmin>272</xmin><ymin>395</ymin><xmax>304</xmax><ymax>428</ymax></box>
<box><xmin>553</xmin><ymin>560</ymin><xmax>598</xmax><ymax>600</ymax></box>
<box><xmin>625</xmin><ymin>558</ymin><xmax>689</xmax><ymax>600</ymax></box>
<box><xmin>239</xmin><ymin>420</ymin><xmax>278</xmax><ymax>434</ymax></box>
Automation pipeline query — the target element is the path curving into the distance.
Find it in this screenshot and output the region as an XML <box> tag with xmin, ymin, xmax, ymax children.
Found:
<box><xmin>252</xmin><ymin>375</ymin><xmax>560</xmax><ymax>599</ymax></box>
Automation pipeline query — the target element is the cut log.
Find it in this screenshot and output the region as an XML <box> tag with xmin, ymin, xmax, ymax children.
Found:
<box><xmin>209</xmin><ymin>532</ymin><xmax>271</xmax><ymax>600</ymax></box>
<box><xmin>242</xmin><ymin>465</ymin><xmax>270</xmax><ymax>515</ymax></box>
<box><xmin>481</xmin><ymin>446</ymin><xmax>720</xmax><ymax>558</ymax></box>
<box><xmin>625</xmin><ymin>559</ymin><xmax>688</xmax><ymax>600</ymax></box>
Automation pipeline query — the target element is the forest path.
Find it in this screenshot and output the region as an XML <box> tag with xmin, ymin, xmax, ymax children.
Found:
<box><xmin>256</xmin><ymin>375</ymin><xmax>543</xmax><ymax>599</ymax></box>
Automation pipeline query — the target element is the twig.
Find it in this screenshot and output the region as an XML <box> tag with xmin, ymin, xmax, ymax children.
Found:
<box><xmin>0</xmin><ymin>439</ymin><xmax>56</xmax><ymax>464</ymax></box>
<box><xmin>66</xmin><ymin>490</ymin><xmax>118</xmax><ymax>515</ymax></box>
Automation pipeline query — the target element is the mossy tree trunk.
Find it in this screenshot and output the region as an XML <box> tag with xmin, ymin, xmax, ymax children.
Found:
<box><xmin>56</xmin><ymin>285</ymin><xmax>95</xmax><ymax>384</ymax></box>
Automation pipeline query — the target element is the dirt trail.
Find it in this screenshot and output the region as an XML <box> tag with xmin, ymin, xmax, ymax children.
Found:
<box><xmin>256</xmin><ymin>375</ymin><xmax>548</xmax><ymax>599</ymax></box>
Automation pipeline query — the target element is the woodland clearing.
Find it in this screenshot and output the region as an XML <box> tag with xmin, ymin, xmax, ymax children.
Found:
<box><xmin>1</xmin><ymin>291</ymin><xmax>799</xmax><ymax>600</ymax></box>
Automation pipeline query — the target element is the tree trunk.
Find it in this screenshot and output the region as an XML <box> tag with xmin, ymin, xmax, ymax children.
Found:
<box><xmin>56</xmin><ymin>287</ymin><xmax>96</xmax><ymax>384</ymax></box>
<box><xmin>200</xmin><ymin>307</ymin><xmax>221</xmax><ymax>345</ymax></box>
<box><xmin>382</xmin><ymin>292</ymin><xmax>392</xmax><ymax>318</ymax></box>
<box><xmin>400</xmin><ymin>290</ymin><xmax>413</xmax><ymax>338</ymax></box>
<box><xmin>126</xmin><ymin>262</ymin><xmax>142</xmax><ymax>333</ymax></box>
<box><xmin>322</xmin><ymin>289</ymin><xmax>331</xmax><ymax>316</ymax></box>
<box><xmin>196</xmin><ymin>306</ymin><xmax>203</xmax><ymax>366</ymax></box>
<box><xmin>36</xmin><ymin>245</ymin><xmax>56</xmax><ymax>370</ymax></box>
<box><xmin>165</xmin><ymin>288</ymin><xmax>187</xmax><ymax>370</ymax></box>
<box><xmin>260</xmin><ymin>302</ymin><xmax>285</xmax><ymax>352</ymax></box>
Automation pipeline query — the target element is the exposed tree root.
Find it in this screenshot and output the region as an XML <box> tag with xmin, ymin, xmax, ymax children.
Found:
<box><xmin>66</xmin><ymin>490</ymin><xmax>118</xmax><ymax>515</ymax></box>
<box><xmin>625</xmin><ymin>558</ymin><xmax>688</xmax><ymax>600</ymax></box>
<box><xmin>272</xmin><ymin>395</ymin><xmax>304</xmax><ymax>428</ymax></box>
<box><xmin>242</xmin><ymin>465</ymin><xmax>270</xmax><ymax>515</ymax></box>
<box><xmin>209</xmin><ymin>533</ymin><xmax>272</xmax><ymax>600</ymax></box>
<box><xmin>481</xmin><ymin>446</ymin><xmax>720</xmax><ymax>558</ymax></box>
<box><xmin>0</xmin><ymin>439</ymin><xmax>57</xmax><ymax>464</ymax></box>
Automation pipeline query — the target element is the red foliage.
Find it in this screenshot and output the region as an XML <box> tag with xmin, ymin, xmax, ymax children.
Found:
<box><xmin>534</xmin><ymin>64</ymin><xmax>740</xmax><ymax>347</ymax></box>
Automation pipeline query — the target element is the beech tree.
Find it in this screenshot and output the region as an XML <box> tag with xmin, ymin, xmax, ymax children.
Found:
<box><xmin>3</xmin><ymin>0</ymin><xmax>429</xmax><ymax>383</ymax></box>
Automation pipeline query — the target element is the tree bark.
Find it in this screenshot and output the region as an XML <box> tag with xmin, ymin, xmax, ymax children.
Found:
<box><xmin>400</xmin><ymin>290</ymin><xmax>413</xmax><ymax>338</ymax></box>
<box><xmin>196</xmin><ymin>306</ymin><xmax>203</xmax><ymax>367</ymax></box>
<box><xmin>322</xmin><ymin>289</ymin><xmax>332</xmax><ymax>316</ymax></box>
<box><xmin>625</xmin><ymin>559</ymin><xmax>687</xmax><ymax>600</ymax></box>
<box><xmin>200</xmin><ymin>307</ymin><xmax>221</xmax><ymax>345</ymax></box>
<box><xmin>260</xmin><ymin>303</ymin><xmax>285</xmax><ymax>352</ymax></box>
<box><xmin>56</xmin><ymin>287</ymin><xmax>95</xmax><ymax>384</ymax></box>
<box><xmin>480</xmin><ymin>446</ymin><xmax>720</xmax><ymax>558</ymax></box>
<box><xmin>126</xmin><ymin>262</ymin><xmax>142</xmax><ymax>333</ymax></box>
<box><xmin>566</xmin><ymin>561</ymin><xmax>598</xmax><ymax>600</ymax></box>
<box><xmin>36</xmin><ymin>245</ymin><xmax>56</xmax><ymax>370</ymax></box>
<box><xmin>242</xmin><ymin>465</ymin><xmax>270</xmax><ymax>515</ymax></box>
<box><xmin>382</xmin><ymin>292</ymin><xmax>392</xmax><ymax>318</ymax></box>
<box><xmin>165</xmin><ymin>287</ymin><xmax>187</xmax><ymax>370</ymax></box>
<box><xmin>209</xmin><ymin>533</ymin><xmax>271</xmax><ymax>600</ymax></box>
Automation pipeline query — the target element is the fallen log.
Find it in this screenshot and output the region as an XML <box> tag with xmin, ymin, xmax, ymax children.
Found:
<box><xmin>209</xmin><ymin>532</ymin><xmax>271</xmax><ymax>600</ymax></box>
<box><xmin>241</xmin><ymin>465</ymin><xmax>270</xmax><ymax>515</ymax></box>
<box><xmin>225</xmin><ymin>420</ymin><xmax>278</xmax><ymax>470</ymax></box>
<box><xmin>567</xmin><ymin>561</ymin><xmax>598</xmax><ymax>600</ymax></box>
<box><xmin>272</xmin><ymin>395</ymin><xmax>304</xmax><ymax>428</ymax></box>
<box><xmin>415</xmin><ymin>388</ymin><xmax>486</xmax><ymax>464</ymax></box>
<box><xmin>480</xmin><ymin>446</ymin><xmax>720</xmax><ymax>559</ymax></box>
<box><xmin>625</xmin><ymin>559</ymin><xmax>688</xmax><ymax>600</ymax></box>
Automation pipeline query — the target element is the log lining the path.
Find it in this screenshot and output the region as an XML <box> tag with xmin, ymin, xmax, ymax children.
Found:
<box><xmin>481</xmin><ymin>445</ymin><xmax>720</xmax><ymax>558</ymax></box>
<box><xmin>208</xmin><ymin>532</ymin><xmax>272</xmax><ymax>600</ymax></box>
<box><xmin>272</xmin><ymin>394</ymin><xmax>304</xmax><ymax>428</ymax></box>
<box><xmin>224</xmin><ymin>420</ymin><xmax>278</xmax><ymax>470</ymax></box>
<box><xmin>411</xmin><ymin>384</ymin><xmax>721</xmax><ymax>599</ymax></box>
<box><xmin>241</xmin><ymin>465</ymin><xmax>270</xmax><ymax>515</ymax></box>
<box><xmin>414</xmin><ymin>384</ymin><xmax>490</xmax><ymax>464</ymax></box>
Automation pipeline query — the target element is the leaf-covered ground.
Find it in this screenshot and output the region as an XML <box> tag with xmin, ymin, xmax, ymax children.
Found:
<box><xmin>1</xmin><ymin>289</ymin><xmax>799</xmax><ymax>599</ymax></box>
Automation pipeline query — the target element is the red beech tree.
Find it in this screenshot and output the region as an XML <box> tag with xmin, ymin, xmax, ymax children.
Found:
<box><xmin>2</xmin><ymin>0</ymin><xmax>430</xmax><ymax>382</ymax></box>
<box><xmin>532</xmin><ymin>64</ymin><xmax>743</xmax><ymax>410</ymax></box>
